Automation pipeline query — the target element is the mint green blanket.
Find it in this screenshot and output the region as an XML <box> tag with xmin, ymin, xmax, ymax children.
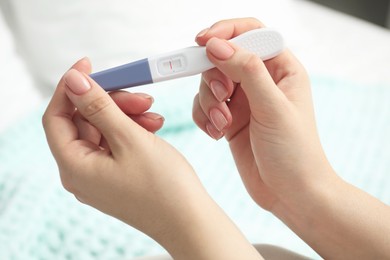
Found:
<box><xmin>1</xmin><ymin>76</ymin><xmax>389</xmax><ymax>259</ymax></box>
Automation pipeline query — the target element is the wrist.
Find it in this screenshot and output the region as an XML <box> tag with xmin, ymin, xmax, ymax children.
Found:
<box><xmin>270</xmin><ymin>160</ymin><xmax>339</xmax><ymax>219</ymax></box>
<box><xmin>270</xmin><ymin>143</ymin><xmax>336</xmax><ymax>204</ymax></box>
<box><xmin>151</xmin><ymin>188</ymin><xmax>261</xmax><ymax>259</ymax></box>
<box><xmin>269</xmin><ymin>166</ymin><xmax>345</xmax><ymax>257</ymax></box>
<box><xmin>271</xmin><ymin>165</ymin><xmax>390</xmax><ymax>259</ymax></box>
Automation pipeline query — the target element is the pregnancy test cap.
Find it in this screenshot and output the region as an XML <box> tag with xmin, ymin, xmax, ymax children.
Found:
<box><xmin>90</xmin><ymin>28</ymin><xmax>285</xmax><ymax>91</ymax></box>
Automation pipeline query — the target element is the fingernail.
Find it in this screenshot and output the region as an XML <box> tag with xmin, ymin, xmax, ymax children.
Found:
<box><xmin>64</xmin><ymin>69</ymin><xmax>91</xmax><ymax>95</ymax></box>
<box><xmin>210</xmin><ymin>80</ymin><xmax>228</xmax><ymax>102</ymax></box>
<box><xmin>78</xmin><ymin>56</ymin><xmax>90</xmax><ymax>64</ymax></box>
<box><xmin>144</xmin><ymin>113</ymin><xmax>164</xmax><ymax>121</ymax></box>
<box><xmin>135</xmin><ymin>93</ymin><xmax>154</xmax><ymax>103</ymax></box>
<box><xmin>195</xmin><ymin>28</ymin><xmax>209</xmax><ymax>41</ymax></box>
<box><xmin>206</xmin><ymin>122</ymin><xmax>224</xmax><ymax>140</ymax></box>
<box><xmin>207</xmin><ymin>38</ymin><xmax>234</xmax><ymax>60</ymax></box>
<box><xmin>209</xmin><ymin>108</ymin><xmax>228</xmax><ymax>131</ymax></box>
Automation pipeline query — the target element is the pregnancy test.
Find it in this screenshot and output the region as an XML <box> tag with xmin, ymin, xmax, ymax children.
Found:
<box><xmin>90</xmin><ymin>28</ymin><xmax>284</xmax><ymax>91</ymax></box>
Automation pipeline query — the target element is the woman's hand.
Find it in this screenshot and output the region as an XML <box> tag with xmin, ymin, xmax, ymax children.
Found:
<box><xmin>42</xmin><ymin>57</ymin><xmax>199</xmax><ymax>234</ymax></box>
<box><xmin>193</xmin><ymin>18</ymin><xmax>333</xmax><ymax>210</ymax></box>
<box><xmin>193</xmin><ymin>18</ymin><xmax>390</xmax><ymax>259</ymax></box>
<box><xmin>43</xmin><ymin>58</ymin><xmax>262</xmax><ymax>260</ymax></box>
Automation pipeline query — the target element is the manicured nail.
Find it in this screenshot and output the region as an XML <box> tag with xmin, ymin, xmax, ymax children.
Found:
<box><xmin>195</xmin><ymin>28</ymin><xmax>209</xmax><ymax>41</ymax></box>
<box><xmin>210</xmin><ymin>80</ymin><xmax>228</xmax><ymax>102</ymax></box>
<box><xmin>144</xmin><ymin>113</ymin><xmax>164</xmax><ymax>121</ymax></box>
<box><xmin>64</xmin><ymin>69</ymin><xmax>91</xmax><ymax>95</ymax></box>
<box><xmin>207</xmin><ymin>38</ymin><xmax>235</xmax><ymax>60</ymax></box>
<box><xmin>135</xmin><ymin>93</ymin><xmax>154</xmax><ymax>103</ymax></box>
<box><xmin>78</xmin><ymin>56</ymin><xmax>90</xmax><ymax>64</ymax></box>
<box><xmin>206</xmin><ymin>122</ymin><xmax>224</xmax><ymax>140</ymax></box>
<box><xmin>209</xmin><ymin>108</ymin><xmax>228</xmax><ymax>131</ymax></box>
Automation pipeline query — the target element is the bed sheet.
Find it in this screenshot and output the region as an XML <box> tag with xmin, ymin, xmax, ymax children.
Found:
<box><xmin>0</xmin><ymin>75</ymin><xmax>389</xmax><ymax>259</ymax></box>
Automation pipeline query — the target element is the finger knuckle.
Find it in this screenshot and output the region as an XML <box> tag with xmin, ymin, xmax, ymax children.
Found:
<box><xmin>41</xmin><ymin>112</ymin><xmax>49</xmax><ymax>129</ymax></box>
<box><xmin>192</xmin><ymin>111</ymin><xmax>202</xmax><ymax>128</ymax></box>
<box><xmin>192</xmin><ymin>95</ymin><xmax>200</xmax><ymax>117</ymax></box>
<box><xmin>211</xmin><ymin>19</ymin><xmax>226</xmax><ymax>28</ymax></box>
<box><xmin>246</xmin><ymin>17</ymin><xmax>263</xmax><ymax>28</ymax></box>
<box><xmin>241</xmin><ymin>53</ymin><xmax>262</xmax><ymax>75</ymax></box>
<box><xmin>75</xmin><ymin>195</ymin><xmax>87</xmax><ymax>205</ymax></box>
<box><xmin>84</xmin><ymin>96</ymin><xmax>112</xmax><ymax>118</ymax></box>
<box><xmin>192</xmin><ymin>95</ymin><xmax>204</xmax><ymax>124</ymax></box>
<box><xmin>59</xmin><ymin>171</ymin><xmax>76</xmax><ymax>194</ymax></box>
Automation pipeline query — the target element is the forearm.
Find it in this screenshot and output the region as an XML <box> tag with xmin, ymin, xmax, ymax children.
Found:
<box><xmin>151</xmin><ymin>190</ymin><xmax>263</xmax><ymax>260</ymax></box>
<box><xmin>272</xmin><ymin>169</ymin><xmax>390</xmax><ymax>259</ymax></box>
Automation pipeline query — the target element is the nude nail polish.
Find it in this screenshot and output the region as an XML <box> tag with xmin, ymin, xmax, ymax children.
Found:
<box><xmin>209</xmin><ymin>108</ymin><xmax>228</xmax><ymax>131</ymax></box>
<box><xmin>206</xmin><ymin>122</ymin><xmax>223</xmax><ymax>140</ymax></box>
<box><xmin>210</xmin><ymin>80</ymin><xmax>228</xmax><ymax>102</ymax></box>
<box><xmin>207</xmin><ymin>38</ymin><xmax>235</xmax><ymax>60</ymax></box>
<box><xmin>64</xmin><ymin>69</ymin><xmax>91</xmax><ymax>95</ymax></box>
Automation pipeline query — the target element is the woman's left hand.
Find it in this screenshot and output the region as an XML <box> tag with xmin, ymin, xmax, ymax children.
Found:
<box><xmin>43</xmin><ymin>57</ymin><xmax>261</xmax><ymax>260</ymax></box>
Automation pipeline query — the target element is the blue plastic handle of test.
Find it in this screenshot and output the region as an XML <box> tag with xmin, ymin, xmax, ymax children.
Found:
<box><xmin>90</xmin><ymin>58</ymin><xmax>153</xmax><ymax>91</ymax></box>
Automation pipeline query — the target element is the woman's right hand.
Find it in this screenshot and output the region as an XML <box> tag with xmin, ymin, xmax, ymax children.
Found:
<box><xmin>193</xmin><ymin>18</ymin><xmax>335</xmax><ymax>210</ymax></box>
<box><xmin>193</xmin><ymin>18</ymin><xmax>390</xmax><ymax>259</ymax></box>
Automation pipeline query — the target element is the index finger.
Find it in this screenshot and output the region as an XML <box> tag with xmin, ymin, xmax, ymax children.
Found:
<box><xmin>195</xmin><ymin>17</ymin><xmax>264</xmax><ymax>46</ymax></box>
<box><xmin>196</xmin><ymin>18</ymin><xmax>305</xmax><ymax>85</ymax></box>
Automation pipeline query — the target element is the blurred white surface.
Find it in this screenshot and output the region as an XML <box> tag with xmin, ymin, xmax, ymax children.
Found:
<box><xmin>1</xmin><ymin>0</ymin><xmax>390</xmax><ymax>132</ymax></box>
<box><xmin>0</xmin><ymin>11</ymin><xmax>40</xmax><ymax>132</ymax></box>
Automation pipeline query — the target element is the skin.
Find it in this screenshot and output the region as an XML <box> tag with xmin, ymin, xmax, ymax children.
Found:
<box><xmin>42</xmin><ymin>58</ymin><xmax>262</xmax><ymax>259</ymax></box>
<box><xmin>193</xmin><ymin>18</ymin><xmax>390</xmax><ymax>259</ymax></box>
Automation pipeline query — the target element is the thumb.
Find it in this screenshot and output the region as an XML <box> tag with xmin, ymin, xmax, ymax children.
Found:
<box><xmin>206</xmin><ymin>37</ymin><xmax>286</xmax><ymax>119</ymax></box>
<box><xmin>63</xmin><ymin>68</ymin><xmax>142</xmax><ymax>154</ymax></box>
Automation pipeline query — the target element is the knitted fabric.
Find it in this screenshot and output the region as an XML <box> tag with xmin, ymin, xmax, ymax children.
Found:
<box><xmin>1</xmin><ymin>76</ymin><xmax>389</xmax><ymax>259</ymax></box>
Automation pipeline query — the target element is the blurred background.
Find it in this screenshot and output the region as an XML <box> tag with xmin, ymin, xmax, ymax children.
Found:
<box><xmin>0</xmin><ymin>0</ymin><xmax>389</xmax><ymax>259</ymax></box>
<box><xmin>309</xmin><ymin>0</ymin><xmax>390</xmax><ymax>28</ymax></box>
